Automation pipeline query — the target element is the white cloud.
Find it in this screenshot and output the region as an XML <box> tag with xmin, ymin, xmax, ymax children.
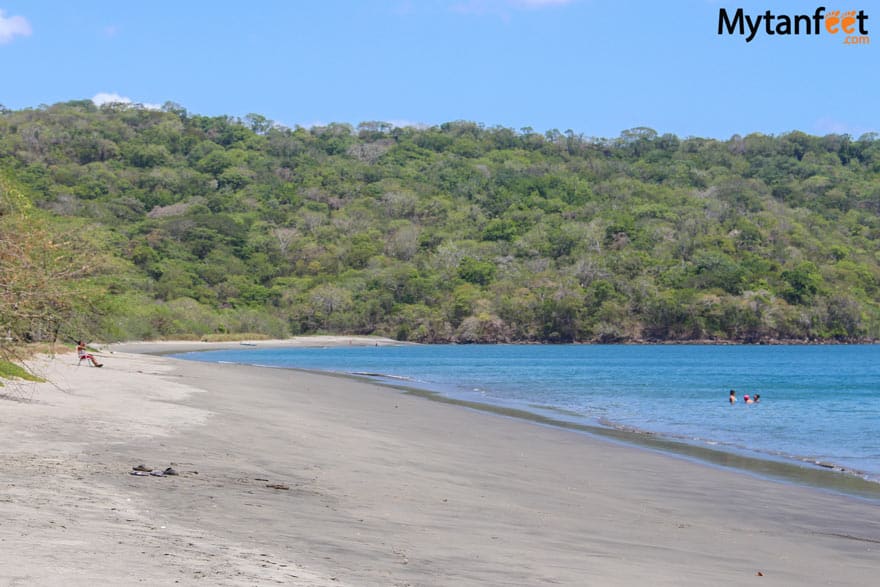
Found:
<box><xmin>92</xmin><ymin>92</ymin><xmax>162</xmax><ymax>110</ymax></box>
<box><xmin>0</xmin><ymin>9</ymin><xmax>32</xmax><ymax>44</ymax></box>
<box><xmin>297</xmin><ymin>120</ymin><xmax>328</xmax><ymax>130</ymax></box>
<box><xmin>814</xmin><ymin>117</ymin><xmax>875</xmax><ymax>137</ymax></box>
<box><xmin>374</xmin><ymin>119</ymin><xmax>429</xmax><ymax>130</ymax></box>
<box><xmin>389</xmin><ymin>119</ymin><xmax>430</xmax><ymax>129</ymax></box>
<box><xmin>295</xmin><ymin>119</ymin><xmax>429</xmax><ymax>132</ymax></box>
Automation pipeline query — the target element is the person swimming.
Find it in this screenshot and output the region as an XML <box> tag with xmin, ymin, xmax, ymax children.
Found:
<box><xmin>753</xmin><ymin>394</ymin><xmax>761</xmax><ymax>403</ymax></box>
<box><xmin>744</xmin><ymin>394</ymin><xmax>754</xmax><ymax>404</ymax></box>
<box><xmin>729</xmin><ymin>389</ymin><xmax>737</xmax><ymax>404</ymax></box>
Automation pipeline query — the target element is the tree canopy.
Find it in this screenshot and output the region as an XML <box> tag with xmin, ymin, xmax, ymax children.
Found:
<box><xmin>1</xmin><ymin>101</ymin><xmax>878</xmax><ymax>344</ymax></box>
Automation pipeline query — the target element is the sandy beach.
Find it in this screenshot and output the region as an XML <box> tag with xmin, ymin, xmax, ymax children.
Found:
<box><xmin>1</xmin><ymin>339</ymin><xmax>878</xmax><ymax>586</ymax></box>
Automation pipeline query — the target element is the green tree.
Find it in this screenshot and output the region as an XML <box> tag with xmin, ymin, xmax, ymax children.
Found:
<box><xmin>458</xmin><ymin>257</ymin><xmax>496</xmax><ymax>286</ymax></box>
<box><xmin>781</xmin><ymin>262</ymin><xmax>822</xmax><ymax>304</ymax></box>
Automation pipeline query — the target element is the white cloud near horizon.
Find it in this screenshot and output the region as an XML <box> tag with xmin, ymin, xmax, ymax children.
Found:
<box><xmin>814</xmin><ymin>117</ymin><xmax>877</xmax><ymax>138</ymax></box>
<box><xmin>0</xmin><ymin>9</ymin><xmax>31</xmax><ymax>44</ymax></box>
<box><xmin>92</xmin><ymin>92</ymin><xmax>162</xmax><ymax>110</ymax></box>
<box><xmin>298</xmin><ymin>119</ymin><xmax>429</xmax><ymax>131</ymax></box>
<box><xmin>377</xmin><ymin>119</ymin><xmax>430</xmax><ymax>130</ymax></box>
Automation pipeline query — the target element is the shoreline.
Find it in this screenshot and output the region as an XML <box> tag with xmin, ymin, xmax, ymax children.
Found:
<box><xmin>4</xmin><ymin>342</ymin><xmax>879</xmax><ymax>584</ymax></box>
<box><xmin>132</xmin><ymin>338</ymin><xmax>880</xmax><ymax>499</ymax></box>
<box><xmin>104</xmin><ymin>335</ymin><xmax>879</xmax><ymax>352</ymax></box>
<box><xmin>398</xmin><ymin>384</ymin><xmax>880</xmax><ymax>500</ymax></box>
<box><xmin>107</xmin><ymin>335</ymin><xmax>414</xmax><ymax>356</ymax></box>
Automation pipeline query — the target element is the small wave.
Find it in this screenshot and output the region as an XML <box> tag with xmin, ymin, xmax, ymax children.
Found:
<box><xmin>351</xmin><ymin>371</ymin><xmax>415</xmax><ymax>382</ymax></box>
<box><xmin>799</xmin><ymin>457</ymin><xmax>870</xmax><ymax>478</ymax></box>
<box><xmin>529</xmin><ymin>403</ymin><xmax>585</xmax><ymax>419</ymax></box>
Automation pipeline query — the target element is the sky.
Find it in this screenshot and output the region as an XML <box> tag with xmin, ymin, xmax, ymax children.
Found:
<box><xmin>1</xmin><ymin>0</ymin><xmax>878</xmax><ymax>139</ymax></box>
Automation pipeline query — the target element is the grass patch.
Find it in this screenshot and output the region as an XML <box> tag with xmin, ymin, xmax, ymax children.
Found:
<box><xmin>0</xmin><ymin>359</ymin><xmax>45</xmax><ymax>386</ymax></box>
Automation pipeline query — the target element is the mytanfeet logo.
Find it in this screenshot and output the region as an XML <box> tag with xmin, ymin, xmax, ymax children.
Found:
<box><xmin>718</xmin><ymin>6</ymin><xmax>870</xmax><ymax>44</ymax></box>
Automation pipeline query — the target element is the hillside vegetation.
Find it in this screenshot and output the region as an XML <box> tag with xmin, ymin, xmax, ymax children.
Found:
<box><xmin>1</xmin><ymin>101</ymin><xmax>878</xmax><ymax>344</ymax></box>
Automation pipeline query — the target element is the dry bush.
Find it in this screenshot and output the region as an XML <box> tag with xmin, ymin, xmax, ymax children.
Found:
<box><xmin>1</xmin><ymin>175</ymin><xmax>96</xmax><ymax>362</ymax></box>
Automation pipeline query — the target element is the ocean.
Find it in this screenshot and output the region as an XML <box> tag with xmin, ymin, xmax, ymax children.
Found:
<box><xmin>171</xmin><ymin>344</ymin><xmax>880</xmax><ymax>487</ymax></box>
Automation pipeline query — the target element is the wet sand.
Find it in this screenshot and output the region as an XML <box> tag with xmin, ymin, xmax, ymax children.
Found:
<box><xmin>1</xmin><ymin>340</ymin><xmax>878</xmax><ymax>585</ymax></box>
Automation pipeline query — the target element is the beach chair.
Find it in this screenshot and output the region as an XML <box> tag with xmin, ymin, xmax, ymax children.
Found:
<box><xmin>77</xmin><ymin>345</ymin><xmax>102</xmax><ymax>367</ymax></box>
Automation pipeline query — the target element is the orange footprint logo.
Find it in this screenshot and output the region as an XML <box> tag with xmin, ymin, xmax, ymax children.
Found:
<box><xmin>841</xmin><ymin>10</ymin><xmax>858</xmax><ymax>34</ymax></box>
<box><xmin>825</xmin><ymin>10</ymin><xmax>841</xmax><ymax>33</ymax></box>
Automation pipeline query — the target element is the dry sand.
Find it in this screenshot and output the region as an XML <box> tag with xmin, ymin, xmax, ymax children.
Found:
<box><xmin>1</xmin><ymin>338</ymin><xmax>878</xmax><ymax>586</ymax></box>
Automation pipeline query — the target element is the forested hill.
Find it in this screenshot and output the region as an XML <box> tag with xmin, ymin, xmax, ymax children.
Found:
<box><xmin>1</xmin><ymin>100</ymin><xmax>879</xmax><ymax>344</ymax></box>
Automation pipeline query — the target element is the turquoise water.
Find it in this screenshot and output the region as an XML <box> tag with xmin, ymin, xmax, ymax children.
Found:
<box><xmin>172</xmin><ymin>344</ymin><xmax>880</xmax><ymax>483</ymax></box>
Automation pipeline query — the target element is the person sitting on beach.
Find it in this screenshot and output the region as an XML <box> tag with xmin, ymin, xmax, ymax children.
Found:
<box><xmin>744</xmin><ymin>394</ymin><xmax>754</xmax><ymax>404</ymax></box>
<box><xmin>729</xmin><ymin>390</ymin><xmax>736</xmax><ymax>404</ymax></box>
<box><xmin>77</xmin><ymin>340</ymin><xmax>103</xmax><ymax>367</ymax></box>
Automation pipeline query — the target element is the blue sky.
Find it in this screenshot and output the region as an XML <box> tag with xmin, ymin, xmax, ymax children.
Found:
<box><xmin>1</xmin><ymin>0</ymin><xmax>877</xmax><ymax>139</ymax></box>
